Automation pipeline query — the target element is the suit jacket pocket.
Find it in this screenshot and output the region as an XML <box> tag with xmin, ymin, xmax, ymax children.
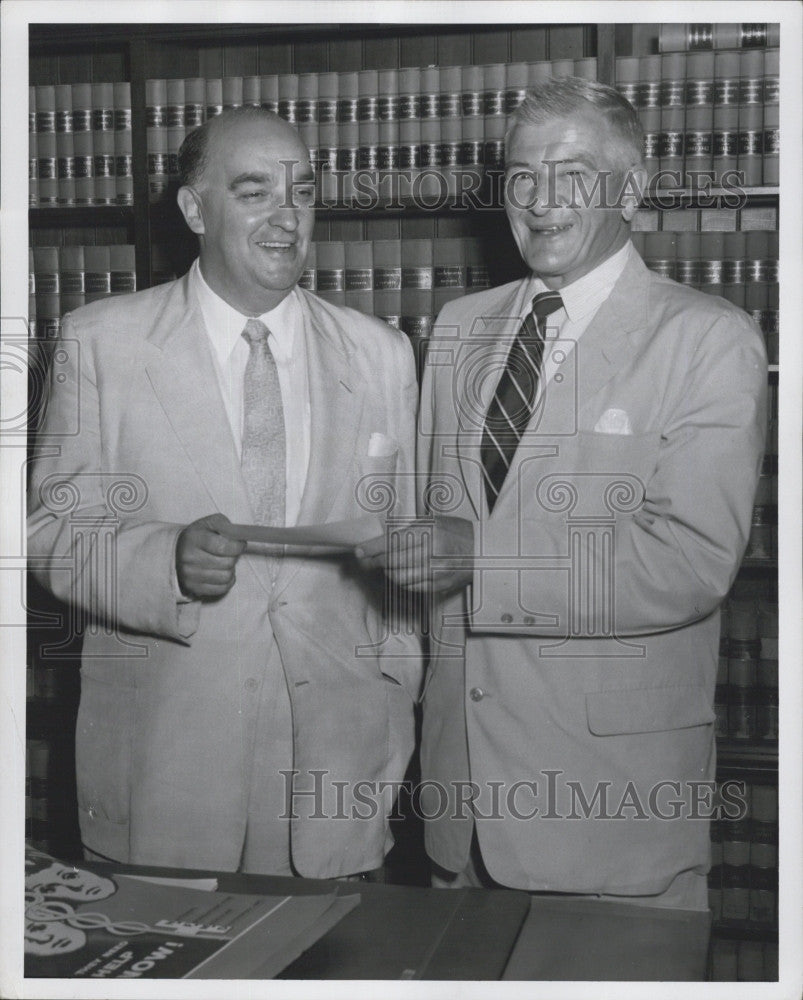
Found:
<box><xmin>586</xmin><ymin>685</ymin><xmax>715</xmax><ymax>736</ymax></box>
<box><xmin>360</xmin><ymin>452</ymin><xmax>398</xmax><ymax>477</ymax></box>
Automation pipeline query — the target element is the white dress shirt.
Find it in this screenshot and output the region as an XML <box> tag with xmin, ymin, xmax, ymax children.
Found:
<box><xmin>523</xmin><ymin>240</ymin><xmax>633</xmax><ymax>401</ymax></box>
<box><xmin>190</xmin><ymin>259</ymin><xmax>311</xmax><ymax>526</ymax></box>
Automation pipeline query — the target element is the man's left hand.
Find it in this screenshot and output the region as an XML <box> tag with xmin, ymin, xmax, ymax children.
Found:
<box><xmin>355</xmin><ymin>516</ymin><xmax>474</xmax><ymax>594</ymax></box>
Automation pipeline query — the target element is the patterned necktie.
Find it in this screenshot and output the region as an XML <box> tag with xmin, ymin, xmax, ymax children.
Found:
<box><xmin>241</xmin><ymin>318</ymin><xmax>286</xmax><ymax>531</ymax></box>
<box><xmin>480</xmin><ymin>290</ymin><xmax>563</xmax><ymax>511</ymax></box>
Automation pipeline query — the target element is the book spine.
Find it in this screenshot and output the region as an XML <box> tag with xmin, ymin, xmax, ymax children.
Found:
<box><xmin>92</xmin><ymin>82</ymin><xmax>116</xmax><ymax>206</ymax></box>
<box><xmin>639</xmin><ymin>57</ymin><xmax>662</xmax><ymax>186</ymax></box>
<box><xmin>243</xmin><ymin>74</ymin><xmax>261</xmax><ymax>108</ymax></box>
<box><xmin>763</xmin><ymin>49</ymin><xmax>779</xmax><ymax>185</ymax></box>
<box><xmin>83</xmin><ymin>245</ymin><xmax>111</xmax><ymax>303</ymax></box>
<box><xmin>298</xmin><ymin>241</ymin><xmax>316</xmax><ymax>293</ymax></box>
<box><xmin>28</xmin><ymin>248</ymin><xmax>36</xmax><ymax>337</ymax></box>
<box><xmin>401</xmin><ymin>238</ymin><xmax>434</xmax><ymax>345</ymax></box>
<box><xmin>29</xmin><ymin>87</ymin><xmax>38</xmax><ymax>206</ymax></box>
<box><xmin>36</xmin><ymin>85</ymin><xmax>58</xmax><ymax>207</ymax></box>
<box><xmin>59</xmin><ymin>244</ymin><xmax>85</xmax><ymax>313</ymax></box>
<box><xmin>316</xmin><ymin>241</ymin><xmax>345</xmax><ymax>305</ymax></box>
<box><xmin>483</xmin><ymin>63</ymin><xmax>506</xmax><ymax>175</ymax></box>
<box><xmin>344</xmin><ymin>240</ymin><xmax>374</xmax><ymax>316</ymax></box>
<box><xmin>114</xmin><ymin>82</ymin><xmax>133</xmax><ymax>206</ymax></box>
<box><xmin>277</xmin><ymin>72</ymin><xmax>298</xmax><ymax>123</ymax></box>
<box><xmin>206</xmin><ymin>77</ymin><xmax>223</xmax><ymax>119</ymax></box>
<box><xmin>146</xmin><ymin>79</ymin><xmax>168</xmax><ymax>202</ymax></box>
<box><xmin>33</xmin><ymin>246</ymin><xmax>61</xmax><ymax>338</ymax></box>
<box><xmin>53</xmin><ymin>84</ymin><xmax>73</xmax><ymax>207</ymax></box>
<box><xmin>167</xmin><ymin>77</ymin><xmax>186</xmax><ymax>187</ymax></box>
<box><xmin>185</xmin><ymin>77</ymin><xmax>206</xmax><ymax>129</ymax></box>
<box><xmin>69</xmin><ymin>84</ymin><xmax>92</xmax><ymax>207</ymax></box>
<box><xmin>465</xmin><ymin>237</ymin><xmax>490</xmax><ymax>291</ymax></box>
<box><xmin>221</xmin><ymin>75</ymin><xmax>242</xmax><ymax>112</ymax></box>
<box><xmin>373</xmin><ymin>239</ymin><xmax>402</xmax><ymax>328</ymax></box>
<box><xmin>433</xmin><ymin>237</ymin><xmax>466</xmax><ymax>314</ymax></box>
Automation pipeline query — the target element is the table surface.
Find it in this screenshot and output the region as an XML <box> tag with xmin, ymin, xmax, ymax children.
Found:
<box><xmin>79</xmin><ymin>860</ymin><xmax>711</xmax><ymax>981</ymax></box>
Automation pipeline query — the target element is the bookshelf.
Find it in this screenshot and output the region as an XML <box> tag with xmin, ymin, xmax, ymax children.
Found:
<box><xmin>27</xmin><ymin>21</ymin><xmax>780</xmax><ymax>981</ymax></box>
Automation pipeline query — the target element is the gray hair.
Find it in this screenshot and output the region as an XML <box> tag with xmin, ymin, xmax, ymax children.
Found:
<box><xmin>505</xmin><ymin>76</ymin><xmax>645</xmax><ymax>169</ymax></box>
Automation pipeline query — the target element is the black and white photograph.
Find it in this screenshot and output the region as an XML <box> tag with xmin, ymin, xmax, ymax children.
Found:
<box><xmin>1</xmin><ymin>1</ymin><xmax>801</xmax><ymax>997</ymax></box>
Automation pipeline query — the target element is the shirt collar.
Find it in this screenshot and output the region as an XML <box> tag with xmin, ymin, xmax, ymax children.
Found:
<box><xmin>190</xmin><ymin>258</ymin><xmax>300</xmax><ymax>367</ymax></box>
<box><xmin>527</xmin><ymin>240</ymin><xmax>633</xmax><ymax>323</ymax></box>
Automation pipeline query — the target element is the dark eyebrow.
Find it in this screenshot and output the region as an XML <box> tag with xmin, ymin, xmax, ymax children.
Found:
<box><xmin>505</xmin><ymin>155</ymin><xmax>599</xmax><ymax>171</ymax></box>
<box><xmin>229</xmin><ymin>172</ymin><xmax>273</xmax><ymax>189</ymax></box>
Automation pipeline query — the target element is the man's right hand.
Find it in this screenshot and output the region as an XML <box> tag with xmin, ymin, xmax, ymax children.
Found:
<box><xmin>175</xmin><ymin>513</ymin><xmax>246</xmax><ymax>599</ymax></box>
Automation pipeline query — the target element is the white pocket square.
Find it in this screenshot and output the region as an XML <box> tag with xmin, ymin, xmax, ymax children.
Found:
<box><xmin>594</xmin><ymin>408</ymin><xmax>633</xmax><ymax>435</ymax></box>
<box><xmin>367</xmin><ymin>432</ymin><xmax>398</xmax><ymax>458</ymax></box>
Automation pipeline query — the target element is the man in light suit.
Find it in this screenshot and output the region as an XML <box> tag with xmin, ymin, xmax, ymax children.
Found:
<box><xmin>360</xmin><ymin>78</ymin><xmax>766</xmax><ymax>908</ymax></box>
<box><xmin>28</xmin><ymin>107</ymin><xmax>421</xmax><ymax>878</ymax></box>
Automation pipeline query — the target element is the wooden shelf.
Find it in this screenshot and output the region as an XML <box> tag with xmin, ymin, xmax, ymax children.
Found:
<box><xmin>642</xmin><ymin>186</ymin><xmax>779</xmax><ymax>206</ymax></box>
<box><xmin>29</xmin><ymin>206</ymin><xmax>134</xmax><ymax>228</ymax></box>
<box><xmin>717</xmin><ymin>743</ymin><xmax>779</xmax><ymax>773</ymax></box>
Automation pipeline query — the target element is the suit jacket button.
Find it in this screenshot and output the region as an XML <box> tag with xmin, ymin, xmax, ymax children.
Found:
<box><xmin>470</xmin><ymin>687</ymin><xmax>485</xmax><ymax>702</ymax></box>
<box><xmin>245</xmin><ymin>677</ymin><xmax>258</xmax><ymax>691</ymax></box>
<box><xmin>501</xmin><ymin>613</ymin><xmax>513</xmax><ymax>623</ymax></box>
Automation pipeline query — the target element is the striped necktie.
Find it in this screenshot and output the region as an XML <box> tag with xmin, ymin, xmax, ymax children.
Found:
<box><xmin>480</xmin><ymin>290</ymin><xmax>563</xmax><ymax>511</ymax></box>
<box><xmin>241</xmin><ymin>318</ymin><xmax>286</xmax><ymax>533</ymax></box>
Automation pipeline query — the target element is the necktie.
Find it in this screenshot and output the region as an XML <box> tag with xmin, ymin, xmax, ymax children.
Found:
<box><xmin>480</xmin><ymin>290</ymin><xmax>563</xmax><ymax>511</ymax></box>
<box><xmin>241</xmin><ymin>319</ymin><xmax>286</xmax><ymax>533</ymax></box>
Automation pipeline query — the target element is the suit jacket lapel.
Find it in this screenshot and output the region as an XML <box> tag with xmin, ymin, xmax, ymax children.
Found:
<box><xmin>455</xmin><ymin>280</ymin><xmax>531</xmax><ymax>519</ymax></box>
<box><xmin>574</xmin><ymin>250</ymin><xmax>650</xmax><ymax>413</ymax></box>
<box><xmin>143</xmin><ymin>275</ymin><xmax>273</xmax><ymax>596</ymax></box>
<box><xmin>492</xmin><ymin>249</ymin><xmax>651</xmax><ymax>511</ymax></box>
<box><xmin>272</xmin><ymin>291</ymin><xmax>365</xmax><ymax>597</ymax></box>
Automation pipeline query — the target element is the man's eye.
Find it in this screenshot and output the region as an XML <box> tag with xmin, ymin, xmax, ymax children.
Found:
<box><xmin>239</xmin><ymin>190</ymin><xmax>265</xmax><ymax>200</ymax></box>
<box><xmin>294</xmin><ymin>186</ymin><xmax>315</xmax><ymax>202</ymax></box>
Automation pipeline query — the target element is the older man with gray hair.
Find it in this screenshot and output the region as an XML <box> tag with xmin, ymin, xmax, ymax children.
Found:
<box><xmin>360</xmin><ymin>76</ymin><xmax>766</xmax><ymax>909</ymax></box>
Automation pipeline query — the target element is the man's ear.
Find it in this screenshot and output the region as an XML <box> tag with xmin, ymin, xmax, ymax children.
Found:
<box><xmin>619</xmin><ymin>166</ymin><xmax>647</xmax><ymax>222</ymax></box>
<box><xmin>177</xmin><ymin>186</ymin><xmax>205</xmax><ymax>235</ymax></box>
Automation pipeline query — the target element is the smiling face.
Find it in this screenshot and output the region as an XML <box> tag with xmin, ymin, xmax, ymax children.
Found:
<box><xmin>504</xmin><ymin>109</ymin><xmax>642</xmax><ymax>290</ymax></box>
<box><xmin>179</xmin><ymin>114</ymin><xmax>315</xmax><ymax>315</ymax></box>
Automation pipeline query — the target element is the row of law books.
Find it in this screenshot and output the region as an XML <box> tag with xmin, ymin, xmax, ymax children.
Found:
<box><xmin>632</xmin><ymin>206</ymin><xmax>778</xmax><ymax>233</ymax></box>
<box><xmin>709</xmin><ymin>780</ymin><xmax>778</xmax><ymax>928</ymax></box>
<box><xmin>30</xmin><ymin>83</ymin><xmax>132</xmax><ymax>208</ymax></box>
<box><xmin>709</xmin><ymin>937</ymin><xmax>778</xmax><ymax>983</ymax></box>
<box><xmin>300</xmin><ymin>237</ymin><xmax>489</xmax><ymax>340</ymax></box>
<box><xmin>714</xmin><ymin>672</ymin><xmax>778</xmax><ymax>744</ymax></box>
<box><xmin>617</xmin><ymin>49</ymin><xmax>778</xmax><ymax>187</ymax></box>
<box><xmin>144</xmin><ymin>58</ymin><xmax>598</xmax><ymax>202</ymax></box>
<box><xmin>631</xmin><ymin>229</ymin><xmax>779</xmax><ymax>358</ymax></box>
<box><xmin>637</xmin><ymin>125</ymin><xmax>778</xmax><ymax>188</ymax></box>
<box><xmin>615</xmin><ymin>49</ymin><xmax>779</xmax><ymax>108</ymax></box>
<box><xmin>145</xmin><ymin>57</ymin><xmax>599</xmax><ymax>128</ymax></box>
<box><xmin>659</xmin><ymin>23</ymin><xmax>781</xmax><ymax>52</ymax></box>
<box><xmin>29</xmin><ymin>245</ymin><xmax>136</xmax><ymax>338</ymax></box>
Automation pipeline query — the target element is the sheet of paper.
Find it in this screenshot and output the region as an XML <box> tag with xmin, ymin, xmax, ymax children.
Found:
<box><xmin>119</xmin><ymin>874</ymin><xmax>219</xmax><ymax>891</ymax></box>
<box><xmin>218</xmin><ymin>515</ymin><xmax>385</xmax><ymax>549</ymax></box>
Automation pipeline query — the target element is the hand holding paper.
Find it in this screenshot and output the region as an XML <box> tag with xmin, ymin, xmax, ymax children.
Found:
<box><xmin>355</xmin><ymin>515</ymin><xmax>475</xmax><ymax>594</ymax></box>
<box><xmin>176</xmin><ymin>513</ymin><xmax>246</xmax><ymax>599</ymax></box>
<box><xmin>217</xmin><ymin>515</ymin><xmax>385</xmax><ymax>550</ymax></box>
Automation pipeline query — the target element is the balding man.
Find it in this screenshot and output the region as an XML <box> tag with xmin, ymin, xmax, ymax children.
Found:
<box><xmin>28</xmin><ymin>108</ymin><xmax>421</xmax><ymax>878</ymax></box>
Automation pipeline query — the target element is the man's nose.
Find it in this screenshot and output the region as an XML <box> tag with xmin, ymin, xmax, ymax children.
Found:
<box><xmin>267</xmin><ymin>203</ymin><xmax>300</xmax><ymax>231</ymax></box>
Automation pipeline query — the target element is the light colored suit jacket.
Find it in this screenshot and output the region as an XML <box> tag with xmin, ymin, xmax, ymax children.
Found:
<box><xmin>418</xmin><ymin>249</ymin><xmax>767</xmax><ymax>894</ymax></box>
<box><xmin>28</xmin><ymin>271</ymin><xmax>421</xmax><ymax>877</ymax></box>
